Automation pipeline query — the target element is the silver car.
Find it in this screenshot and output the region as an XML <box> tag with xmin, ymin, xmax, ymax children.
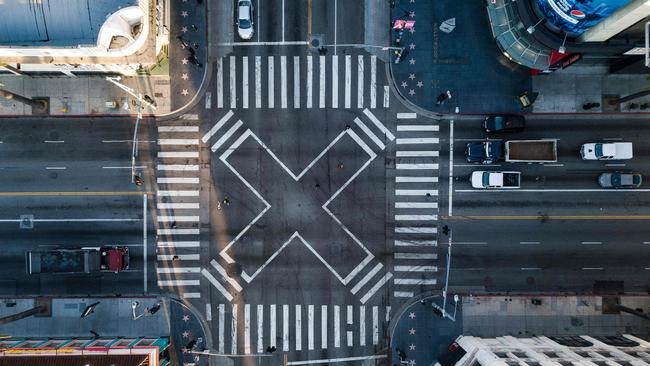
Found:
<box><xmin>598</xmin><ymin>173</ymin><xmax>642</xmax><ymax>188</ymax></box>
<box><xmin>237</xmin><ymin>1</ymin><xmax>254</xmax><ymax>40</ymax></box>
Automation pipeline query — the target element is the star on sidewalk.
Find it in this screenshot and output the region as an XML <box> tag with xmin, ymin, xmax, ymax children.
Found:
<box><xmin>181</xmin><ymin>26</ymin><xmax>188</xmax><ymax>33</ymax></box>
<box><xmin>408</xmin><ymin>73</ymin><xmax>415</xmax><ymax>80</ymax></box>
<box><xmin>409</xmin><ymin>360</ymin><xmax>417</xmax><ymax>366</ymax></box>
<box><xmin>409</xmin><ymin>344</ymin><xmax>416</xmax><ymax>351</ymax></box>
<box><xmin>181</xmin><ymin>73</ymin><xmax>189</xmax><ymax>80</ymax></box>
<box><xmin>408</xmin><ymin>312</ymin><xmax>416</xmax><ymax>319</ymax></box>
<box><xmin>181</xmin><ymin>89</ymin><xmax>189</xmax><ymax>96</ymax></box>
<box><xmin>409</xmin><ymin>58</ymin><xmax>416</xmax><ymax>65</ymax></box>
<box><xmin>409</xmin><ymin>328</ymin><xmax>416</xmax><ymax>335</ymax></box>
<box><xmin>182</xmin><ymin>0</ymin><xmax>188</xmax><ymax>2</ymax></box>
<box><xmin>409</xmin><ymin>27</ymin><xmax>416</xmax><ymax>34</ymax></box>
<box><xmin>182</xmin><ymin>58</ymin><xmax>189</xmax><ymax>65</ymax></box>
<box><xmin>401</xmin><ymin>81</ymin><xmax>408</xmax><ymax>88</ymax></box>
<box><xmin>409</xmin><ymin>43</ymin><xmax>416</xmax><ymax>50</ymax></box>
<box><xmin>410</xmin><ymin>0</ymin><xmax>416</xmax><ymax>3</ymax></box>
<box><xmin>409</xmin><ymin>11</ymin><xmax>416</xmax><ymax>18</ymax></box>
<box><xmin>181</xmin><ymin>10</ymin><xmax>189</xmax><ymax>17</ymax></box>
<box><xmin>182</xmin><ymin>331</ymin><xmax>189</xmax><ymax>338</ymax></box>
<box><xmin>408</xmin><ymin>89</ymin><xmax>415</xmax><ymax>96</ymax></box>
<box><xmin>182</xmin><ymin>314</ymin><xmax>190</xmax><ymax>322</ymax></box>
<box><xmin>417</xmin><ymin>81</ymin><xmax>423</xmax><ymax>88</ymax></box>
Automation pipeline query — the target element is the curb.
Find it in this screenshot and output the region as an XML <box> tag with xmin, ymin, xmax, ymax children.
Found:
<box><xmin>168</xmin><ymin>296</ymin><xmax>213</xmax><ymax>357</ymax></box>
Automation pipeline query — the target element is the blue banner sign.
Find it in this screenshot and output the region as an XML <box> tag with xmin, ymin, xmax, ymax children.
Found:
<box><xmin>535</xmin><ymin>0</ymin><xmax>632</xmax><ymax>34</ymax></box>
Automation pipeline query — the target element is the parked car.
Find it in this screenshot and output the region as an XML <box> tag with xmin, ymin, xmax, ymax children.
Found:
<box><xmin>465</xmin><ymin>141</ymin><xmax>503</xmax><ymax>164</ymax></box>
<box><xmin>471</xmin><ymin>171</ymin><xmax>521</xmax><ymax>189</ymax></box>
<box><xmin>598</xmin><ymin>173</ymin><xmax>642</xmax><ymax>188</ymax></box>
<box><xmin>237</xmin><ymin>0</ymin><xmax>254</xmax><ymax>40</ymax></box>
<box><xmin>483</xmin><ymin>115</ymin><xmax>525</xmax><ymax>133</ymax></box>
<box><xmin>581</xmin><ymin>142</ymin><xmax>633</xmax><ymax>160</ymax></box>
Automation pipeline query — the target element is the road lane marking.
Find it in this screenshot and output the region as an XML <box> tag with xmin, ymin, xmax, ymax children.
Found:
<box><xmin>396</xmin><ymin>163</ymin><xmax>438</xmax><ymax>170</ymax></box>
<box><xmin>156</xmin><ymin>229</ymin><xmax>199</xmax><ymax>235</ymax></box>
<box><xmin>183</xmin><ymin>293</ymin><xmax>200</xmax><ymax>298</ymax></box>
<box><xmin>270</xmin><ymin>304</ymin><xmax>277</xmax><ymax>348</ymax></box>
<box><xmin>158</xmin><ymin>126</ymin><xmax>199</xmax><ymax>132</ymax></box>
<box><xmin>294</xmin><ymin>56</ymin><xmax>301</xmax><ymax>108</ymax></box>
<box><xmin>351</xmin><ymin>263</ymin><xmax>382</xmax><ymax>294</ymax></box>
<box><xmin>396</xmin><ymin>189</ymin><xmax>437</xmax><ymax>196</ymax></box>
<box><xmin>287</xmin><ymin>355</ymin><xmax>387</xmax><ymax>365</ymax></box>
<box><xmin>354</xmin><ymin>117</ymin><xmax>384</xmax><ymax>150</ymax></box>
<box><xmin>217</xmin><ymin>58</ymin><xmax>223</xmax><ymax>108</ymax></box>
<box><xmin>372</xmin><ymin>306</ymin><xmax>378</xmax><ymax>345</ymax></box>
<box><xmin>396</xmin><ymin>176</ymin><xmax>438</xmax><ymax>183</ymax></box>
<box><xmin>331</xmin><ymin>55</ymin><xmax>338</xmax><ymax>108</ymax></box>
<box><xmin>445</xmin><ymin>215</ymin><xmax>650</xmax><ymax>220</ymax></box>
<box><xmin>321</xmin><ymin>305</ymin><xmax>327</xmax><ymax>349</ymax></box>
<box><xmin>454</xmin><ymin>164</ymin><xmax>501</xmax><ymax>167</ymax></box>
<box><xmin>211</xmin><ymin>120</ymin><xmax>243</xmax><ymax>152</ymax></box>
<box><xmin>206</xmin><ymin>304</ymin><xmax>212</xmax><ymax>321</ymax></box>
<box><xmin>334</xmin><ymin>305</ymin><xmax>340</xmax><ymax>348</ymax></box>
<box><xmin>157</xmin><ymin>254</ymin><xmax>200</xmax><ymax>260</ymax></box>
<box><xmin>158</xmin><ymin>139</ymin><xmax>199</xmax><ymax>145</ymax></box>
<box><xmin>232</xmin><ymin>304</ymin><xmax>238</xmax><ymax>354</ymax></box>
<box><xmin>346</xmin><ymin>305</ymin><xmax>353</xmax><ymax>347</ymax></box>
<box><xmin>255</xmin><ymin>56</ymin><xmax>262</xmax><ymax>108</ymax></box>
<box><xmin>0</xmin><ymin>191</ymin><xmax>151</xmax><ymax>197</ymax></box>
<box><xmin>363</xmin><ymin>109</ymin><xmax>395</xmax><ymax>140</ymax></box>
<box><xmin>44</xmin><ymin>140</ymin><xmax>64</xmax><ymax>143</ymax></box>
<box><xmin>396</xmin><ymin>151</ymin><xmax>439</xmax><ymax>157</ymax></box>
<box><xmin>357</xmin><ymin>55</ymin><xmax>364</xmax><ymax>108</ymax></box>
<box><xmin>397</xmin><ymin>125</ymin><xmax>439</xmax><ymax>131</ymax></box>
<box><xmin>257</xmin><ymin>305</ymin><xmax>264</xmax><ymax>353</ymax></box>
<box><xmin>395</xmin><ymin>214</ymin><xmax>438</xmax><ymax>221</ymax></box>
<box><xmin>393</xmin><ymin>278</ymin><xmax>436</xmax><ymax>285</ymax></box>
<box><xmin>359</xmin><ymin>306</ymin><xmax>366</xmax><ymax>346</ymax></box>
<box><xmin>395</xmin><ymin>202</ymin><xmax>438</xmax><ymax>208</ymax></box>
<box><xmin>0</xmin><ymin>218</ymin><xmax>140</xmax><ymax>223</ymax></box>
<box><xmin>520</xmin><ymin>241</ymin><xmax>540</xmax><ymax>245</ymax></box>
<box><xmin>210</xmin><ymin>260</ymin><xmax>243</xmax><ymax>291</ymax></box>
<box><xmin>157</xmin><ymin>241</ymin><xmax>200</xmax><ymax>248</ymax></box>
<box><xmin>157</xmin><ymin>215</ymin><xmax>199</xmax><ymax>222</ymax></box>
<box><xmin>230</xmin><ymin>56</ymin><xmax>236</xmax><ymax>109</ymax></box>
<box><xmin>244</xmin><ymin>304</ymin><xmax>251</xmax><ymax>354</ymax></box>
<box><xmin>157</xmin><ymin>280</ymin><xmax>200</xmax><ymax>286</ymax></box>
<box><xmin>307</xmin><ymin>56</ymin><xmax>313</xmax><ymax>108</ymax></box>
<box><xmin>319</xmin><ymin>56</ymin><xmax>326</xmax><ymax>108</ymax></box>
<box><xmin>456</xmin><ymin>189</ymin><xmax>650</xmax><ymax>192</ymax></box>
<box><xmin>157</xmin><ymin>177</ymin><xmax>200</xmax><ymax>184</ymax></box>
<box><xmin>360</xmin><ymin>273</ymin><xmax>393</xmax><ymax>304</ymax></box>
<box><xmin>394</xmin><ymin>291</ymin><xmax>413</xmax><ymax>297</ymax></box>
<box><xmin>283</xmin><ymin>305</ymin><xmax>289</xmax><ymax>351</ymax></box>
<box><xmin>216</xmin><ymin>41</ymin><xmax>309</xmax><ymax>46</ymax></box>
<box><xmin>395</xmin><ymin>227</ymin><xmax>437</xmax><ymax>233</ymax></box>
<box><xmin>157</xmin><ymin>190</ymin><xmax>199</xmax><ymax>197</ymax></box>
<box><xmin>395</xmin><ymin>253</ymin><xmax>437</xmax><ymax>259</ymax></box>
<box><xmin>521</xmin><ymin>267</ymin><xmax>541</xmax><ymax>270</ymax></box>
<box><xmin>103</xmin><ymin>165</ymin><xmax>148</xmax><ymax>169</ymax></box>
<box><xmin>45</xmin><ymin>167</ymin><xmax>66</xmax><ymax>170</ymax></box>
<box><xmin>296</xmin><ymin>305</ymin><xmax>302</xmax><ymax>351</ymax></box>
<box><xmin>383</xmin><ymin>85</ymin><xmax>390</xmax><ymax>108</ymax></box>
<box><xmin>268</xmin><ymin>56</ymin><xmax>275</xmax><ymax>108</ymax></box>
<box><xmin>396</xmin><ymin>137</ymin><xmax>439</xmax><ymax>144</ymax></box>
<box><xmin>397</xmin><ymin>113</ymin><xmax>417</xmax><ymax>119</ymax></box>
<box><xmin>581</xmin><ymin>241</ymin><xmax>602</xmax><ymax>245</ymax></box>
<box><xmin>157</xmin><ymin>151</ymin><xmax>199</xmax><ymax>158</ymax></box>
<box><xmin>219</xmin><ymin>304</ymin><xmax>225</xmax><ymax>353</ymax></box>
<box><xmin>242</xmin><ymin>56</ymin><xmax>249</xmax><ymax>109</ymax></box>
<box><xmin>344</xmin><ymin>55</ymin><xmax>351</xmax><ymax>108</ymax></box>
<box><xmin>281</xmin><ymin>56</ymin><xmax>288</xmax><ymax>109</ymax></box>
<box><xmin>202</xmin><ymin>110</ymin><xmax>234</xmax><ymax>143</ymax></box>
<box><xmin>156</xmin><ymin>164</ymin><xmax>199</xmax><ymax>171</ymax></box>
<box><xmin>582</xmin><ymin>267</ymin><xmax>604</xmax><ymax>270</ymax></box>
<box><xmin>452</xmin><ymin>242</ymin><xmax>487</xmax><ymax>245</ymax></box>
<box><xmin>543</xmin><ymin>163</ymin><xmax>564</xmax><ymax>167</ymax></box>
<box><xmin>605</xmin><ymin>163</ymin><xmax>626</xmax><ymax>167</ymax></box>
<box><xmin>308</xmin><ymin>305</ymin><xmax>314</xmax><ymax>350</ymax></box>
<box><xmin>394</xmin><ymin>265</ymin><xmax>437</xmax><ymax>272</ymax></box>
<box><xmin>157</xmin><ymin>267</ymin><xmax>200</xmax><ymax>273</ymax></box>
<box><xmin>395</xmin><ymin>240</ymin><xmax>437</xmax><ymax>247</ymax></box>
<box><xmin>370</xmin><ymin>55</ymin><xmax>376</xmax><ymax>108</ymax></box>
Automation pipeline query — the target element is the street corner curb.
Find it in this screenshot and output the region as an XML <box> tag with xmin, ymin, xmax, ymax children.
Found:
<box><xmin>167</xmin><ymin>295</ymin><xmax>214</xmax><ymax>353</ymax></box>
<box><xmin>155</xmin><ymin>58</ymin><xmax>213</xmax><ymax>121</ymax></box>
<box><xmin>388</xmin><ymin>292</ymin><xmax>442</xmax><ymax>344</ymax></box>
<box><xmin>384</xmin><ymin>62</ymin><xmax>444</xmax><ymax>120</ymax></box>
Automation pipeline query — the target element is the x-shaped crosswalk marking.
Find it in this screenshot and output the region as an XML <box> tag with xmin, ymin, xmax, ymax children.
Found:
<box><xmin>219</xmin><ymin>128</ymin><xmax>378</xmax><ymax>285</ymax></box>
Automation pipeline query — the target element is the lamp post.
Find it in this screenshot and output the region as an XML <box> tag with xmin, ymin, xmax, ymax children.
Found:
<box><xmin>431</xmin><ymin>227</ymin><xmax>456</xmax><ymax>321</ymax></box>
<box><xmin>558</xmin><ymin>33</ymin><xmax>568</xmax><ymax>54</ymax></box>
<box><xmin>527</xmin><ymin>18</ymin><xmax>545</xmax><ymax>34</ymax></box>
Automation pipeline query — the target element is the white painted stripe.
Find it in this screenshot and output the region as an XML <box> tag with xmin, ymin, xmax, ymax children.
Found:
<box><xmin>180</xmin><ymin>114</ymin><xmax>199</xmax><ymax>120</ymax></box>
<box><xmin>354</xmin><ymin>117</ymin><xmax>384</xmax><ymax>150</ymax></box>
<box><xmin>357</xmin><ymin>55</ymin><xmax>364</xmax><ymax>108</ymax></box>
<box><xmin>383</xmin><ymin>85</ymin><xmax>390</xmax><ymax>108</ymax></box>
<box><xmin>157</xmin><ymin>241</ymin><xmax>200</xmax><ymax>248</ymax></box>
<box><xmin>397</xmin><ymin>125</ymin><xmax>439</xmax><ymax>132</ymax></box>
<box><xmin>156</xmin><ymin>165</ymin><xmax>199</xmax><ymax>171</ymax></box>
<box><xmin>351</xmin><ymin>263</ymin><xmax>383</xmax><ymax>294</ymax></box>
<box><xmin>157</xmin><ymin>151</ymin><xmax>199</xmax><ymax>158</ymax></box>
<box><xmin>210</xmin><ymin>260</ymin><xmax>243</xmax><ymax>291</ymax></box>
<box><xmin>395</xmin><ymin>253</ymin><xmax>437</xmax><ymax>259</ymax></box>
<box><xmin>363</xmin><ymin>109</ymin><xmax>396</xmax><ymax>141</ymax></box>
<box><xmin>346</xmin><ymin>305</ymin><xmax>353</xmax><ymax>347</ymax></box>
<box><xmin>372</xmin><ymin>306</ymin><xmax>378</xmax><ymax>345</ymax></box>
<box><xmin>295</xmin><ymin>304</ymin><xmax>302</xmax><ymax>351</ymax></box>
<box><xmin>395</xmin><ymin>240</ymin><xmax>437</xmax><ymax>246</ymax></box>
<box><xmin>44</xmin><ymin>140</ymin><xmax>64</xmax><ymax>143</ymax></box>
<box><xmin>321</xmin><ymin>305</ymin><xmax>327</xmax><ymax>349</ymax></box>
<box><xmin>283</xmin><ymin>305</ymin><xmax>289</xmax><ymax>351</ymax></box>
<box><xmin>157</xmin><ymin>177</ymin><xmax>200</xmax><ymax>184</ymax></box>
<box><xmin>257</xmin><ymin>305</ymin><xmax>264</xmax><ymax>353</ymax></box>
<box><xmin>157</xmin><ymin>280</ymin><xmax>200</xmax><ymax>286</ymax></box>
<box><xmin>394</xmin><ymin>278</ymin><xmax>437</xmax><ymax>285</ymax></box>
<box><xmin>218</xmin><ymin>304</ymin><xmax>225</xmax><ymax>353</ymax></box>
<box><xmin>157</xmin><ymin>267</ymin><xmax>201</xmax><ymax>274</ymax></box>
<box><xmin>394</xmin><ymin>291</ymin><xmax>414</xmax><ymax>297</ymax></box>
<box><xmin>157</xmin><ymin>254</ymin><xmax>200</xmax><ymax>261</ymax></box>
<box><xmin>206</xmin><ymin>303</ymin><xmax>212</xmax><ymax>321</ymax></box>
<box><xmin>394</xmin><ymin>265</ymin><xmax>437</xmax><ymax>272</ymax></box>
<box><xmin>396</xmin><ymin>189</ymin><xmax>438</xmax><ymax>196</ymax></box>
<box><xmin>244</xmin><ymin>304</ymin><xmax>251</xmax><ymax>354</ymax></box>
<box><xmin>211</xmin><ymin>120</ymin><xmax>243</xmax><ymax>152</ymax></box>
<box><xmin>395</xmin><ymin>202</ymin><xmax>438</xmax><ymax>208</ymax></box>
<box><xmin>360</xmin><ymin>272</ymin><xmax>393</xmax><ymax>304</ymax></box>
<box><xmin>359</xmin><ymin>306</ymin><xmax>366</xmax><ymax>346</ymax></box>
<box><xmin>156</xmin><ymin>229</ymin><xmax>200</xmax><ymax>235</ymax></box>
<box><xmin>45</xmin><ymin>167</ymin><xmax>66</xmax><ymax>170</ymax></box>
<box><xmin>287</xmin><ymin>355</ymin><xmax>387</xmax><ymax>366</ymax></box>
<box><xmin>334</xmin><ymin>305</ymin><xmax>340</xmax><ymax>348</ymax></box>
<box><xmin>581</xmin><ymin>241</ymin><xmax>602</xmax><ymax>245</ymax></box>
<box><xmin>520</xmin><ymin>241</ymin><xmax>540</xmax><ymax>245</ymax></box>
<box><xmin>397</xmin><ymin>113</ymin><xmax>417</xmax><ymax>119</ymax></box>
<box><xmin>582</xmin><ymin>267</ymin><xmax>604</xmax><ymax>270</ymax></box>
<box><xmin>386</xmin><ymin>306</ymin><xmax>391</xmax><ymax>322</ymax></box>
<box><xmin>396</xmin><ymin>137</ymin><xmax>439</xmax><ymax>144</ymax></box>
<box><xmin>216</xmin><ymin>58</ymin><xmax>223</xmax><ymax>108</ymax></box>
<box><xmin>308</xmin><ymin>305</ymin><xmax>314</xmax><ymax>350</ymax></box>
<box><xmin>270</xmin><ymin>304</ymin><xmax>277</xmax><ymax>348</ymax></box>
<box><xmin>453</xmin><ymin>242</ymin><xmax>488</xmax><ymax>245</ymax></box>
<box><xmin>396</xmin><ymin>163</ymin><xmax>439</xmax><ymax>170</ymax></box>
<box><xmin>331</xmin><ymin>55</ymin><xmax>338</xmax><ymax>108</ymax></box>
<box><xmin>157</xmin><ymin>215</ymin><xmax>199</xmax><ymax>222</ymax></box>
<box><xmin>230</xmin><ymin>55</ymin><xmax>236</xmax><ymax>109</ymax></box>
<box><xmin>294</xmin><ymin>56</ymin><xmax>300</xmax><ymax>108</ymax></box>
<box><xmin>201</xmin><ymin>269</ymin><xmax>233</xmax><ymax>302</ymax></box>
<box><xmin>232</xmin><ymin>304</ymin><xmax>238</xmax><ymax>354</ymax></box>
<box><xmin>202</xmin><ymin>110</ymin><xmax>234</xmax><ymax>143</ymax></box>
<box><xmin>456</xmin><ymin>188</ymin><xmax>650</xmax><ymax>193</ymax></box>
<box><xmin>395</xmin><ymin>214</ymin><xmax>438</xmax><ymax>221</ymax></box>
<box><xmin>268</xmin><ymin>56</ymin><xmax>275</xmax><ymax>108</ymax></box>
<box><xmin>306</xmin><ymin>55</ymin><xmax>313</xmax><ymax>108</ymax></box>
<box><xmin>281</xmin><ymin>55</ymin><xmax>288</xmax><ymax>109</ymax></box>
<box><xmin>521</xmin><ymin>267</ymin><xmax>542</xmax><ymax>270</ymax></box>
<box><xmin>255</xmin><ymin>56</ymin><xmax>262</xmax><ymax>108</ymax></box>
<box><xmin>370</xmin><ymin>55</ymin><xmax>377</xmax><ymax>108</ymax></box>
<box><xmin>396</xmin><ymin>151</ymin><xmax>439</xmax><ymax>157</ymax></box>
<box><xmin>206</xmin><ymin>91</ymin><xmax>213</xmax><ymax>108</ymax></box>
<box><xmin>183</xmin><ymin>292</ymin><xmax>201</xmax><ymax>298</ymax></box>
<box><xmin>395</xmin><ymin>227</ymin><xmax>437</xmax><ymax>234</ymax></box>
<box><xmin>319</xmin><ymin>56</ymin><xmax>326</xmax><ymax>108</ymax></box>
<box><xmin>395</xmin><ymin>176</ymin><xmax>438</xmax><ymax>183</ymax></box>
<box><xmin>158</xmin><ymin>126</ymin><xmax>199</xmax><ymax>132</ymax></box>
<box><xmin>242</xmin><ymin>56</ymin><xmax>249</xmax><ymax>109</ymax></box>
<box><xmin>158</xmin><ymin>139</ymin><xmax>199</xmax><ymax>145</ymax></box>
<box><xmin>344</xmin><ymin>55</ymin><xmax>352</xmax><ymax>109</ymax></box>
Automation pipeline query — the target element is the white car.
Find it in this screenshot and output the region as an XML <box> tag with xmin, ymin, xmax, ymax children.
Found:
<box><xmin>237</xmin><ymin>0</ymin><xmax>254</xmax><ymax>40</ymax></box>
<box><xmin>471</xmin><ymin>171</ymin><xmax>521</xmax><ymax>189</ymax></box>
<box><xmin>580</xmin><ymin>142</ymin><xmax>633</xmax><ymax>160</ymax></box>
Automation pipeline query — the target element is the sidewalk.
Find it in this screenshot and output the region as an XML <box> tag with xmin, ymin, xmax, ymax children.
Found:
<box><xmin>390</xmin><ymin>294</ymin><xmax>650</xmax><ymax>366</ymax></box>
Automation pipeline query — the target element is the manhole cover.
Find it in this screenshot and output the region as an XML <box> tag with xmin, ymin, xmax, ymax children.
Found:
<box><xmin>20</xmin><ymin>215</ymin><xmax>34</xmax><ymax>229</ymax></box>
<box><xmin>309</xmin><ymin>34</ymin><xmax>323</xmax><ymax>50</ymax></box>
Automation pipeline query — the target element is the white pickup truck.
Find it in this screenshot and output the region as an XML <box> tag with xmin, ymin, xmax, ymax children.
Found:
<box><xmin>471</xmin><ymin>171</ymin><xmax>521</xmax><ymax>189</ymax></box>
<box><xmin>581</xmin><ymin>142</ymin><xmax>633</xmax><ymax>160</ymax></box>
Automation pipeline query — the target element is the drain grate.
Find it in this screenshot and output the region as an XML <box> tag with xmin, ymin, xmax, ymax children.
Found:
<box><xmin>20</xmin><ymin>215</ymin><xmax>34</xmax><ymax>229</ymax></box>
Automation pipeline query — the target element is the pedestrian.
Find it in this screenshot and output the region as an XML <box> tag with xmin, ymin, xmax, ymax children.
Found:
<box><xmin>149</xmin><ymin>303</ymin><xmax>161</xmax><ymax>314</ymax></box>
<box><xmin>172</xmin><ymin>255</ymin><xmax>179</xmax><ymax>261</ymax></box>
<box><xmin>176</xmin><ymin>35</ymin><xmax>189</xmax><ymax>48</ymax></box>
<box><xmin>186</xmin><ymin>339</ymin><xmax>197</xmax><ymax>351</ymax></box>
<box><xmin>192</xmin><ymin>24</ymin><xmax>199</xmax><ymax>32</ymax></box>
<box><xmin>171</xmin><ymin>221</ymin><xmax>177</xmax><ymax>229</ymax></box>
<box><xmin>265</xmin><ymin>346</ymin><xmax>277</xmax><ymax>353</ymax></box>
<box><xmin>436</xmin><ymin>92</ymin><xmax>448</xmax><ymax>105</ymax></box>
<box><xmin>344</xmin><ymin>124</ymin><xmax>351</xmax><ymax>130</ymax></box>
<box><xmin>193</xmin><ymin>42</ymin><xmax>199</xmax><ymax>49</ymax></box>
<box><xmin>90</xmin><ymin>330</ymin><xmax>100</xmax><ymax>339</ymax></box>
<box><xmin>222</xmin><ymin>197</ymin><xmax>230</xmax><ymax>206</ymax></box>
<box><xmin>396</xmin><ymin>347</ymin><xmax>407</xmax><ymax>361</ymax></box>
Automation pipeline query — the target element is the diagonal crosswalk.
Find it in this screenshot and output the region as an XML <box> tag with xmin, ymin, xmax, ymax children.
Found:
<box><xmin>211</xmin><ymin>54</ymin><xmax>390</xmax><ymax>110</ymax></box>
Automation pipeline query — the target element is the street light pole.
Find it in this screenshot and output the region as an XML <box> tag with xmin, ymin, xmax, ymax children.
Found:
<box><xmin>432</xmin><ymin>229</ymin><xmax>456</xmax><ymax>321</ymax></box>
<box><xmin>321</xmin><ymin>43</ymin><xmax>404</xmax><ymax>51</ymax></box>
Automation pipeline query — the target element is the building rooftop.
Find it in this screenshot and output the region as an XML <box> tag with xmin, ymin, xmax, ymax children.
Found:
<box><xmin>0</xmin><ymin>0</ymin><xmax>137</xmax><ymax>47</ymax></box>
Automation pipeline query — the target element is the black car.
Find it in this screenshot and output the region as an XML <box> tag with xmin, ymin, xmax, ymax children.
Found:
<box><xmin>483</xmin><ymin>115</ymin><xmax>525</xmax><ymax>133</ymax></box>
<box><xmin>465</xmin><ymin>141</ymin><xmax>504</xmax><ymax>164</ymax></box>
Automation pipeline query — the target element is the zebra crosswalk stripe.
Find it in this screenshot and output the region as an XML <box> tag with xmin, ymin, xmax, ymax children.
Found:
<box><xmin>230</xmin><ymin>56</ymin><xmax>236</xmax><ymax>109</ymax></box>
<box><xmin>242</xmin><ymin>56</ymin><xmax>249</xmax><ymax>109</ymax></box>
